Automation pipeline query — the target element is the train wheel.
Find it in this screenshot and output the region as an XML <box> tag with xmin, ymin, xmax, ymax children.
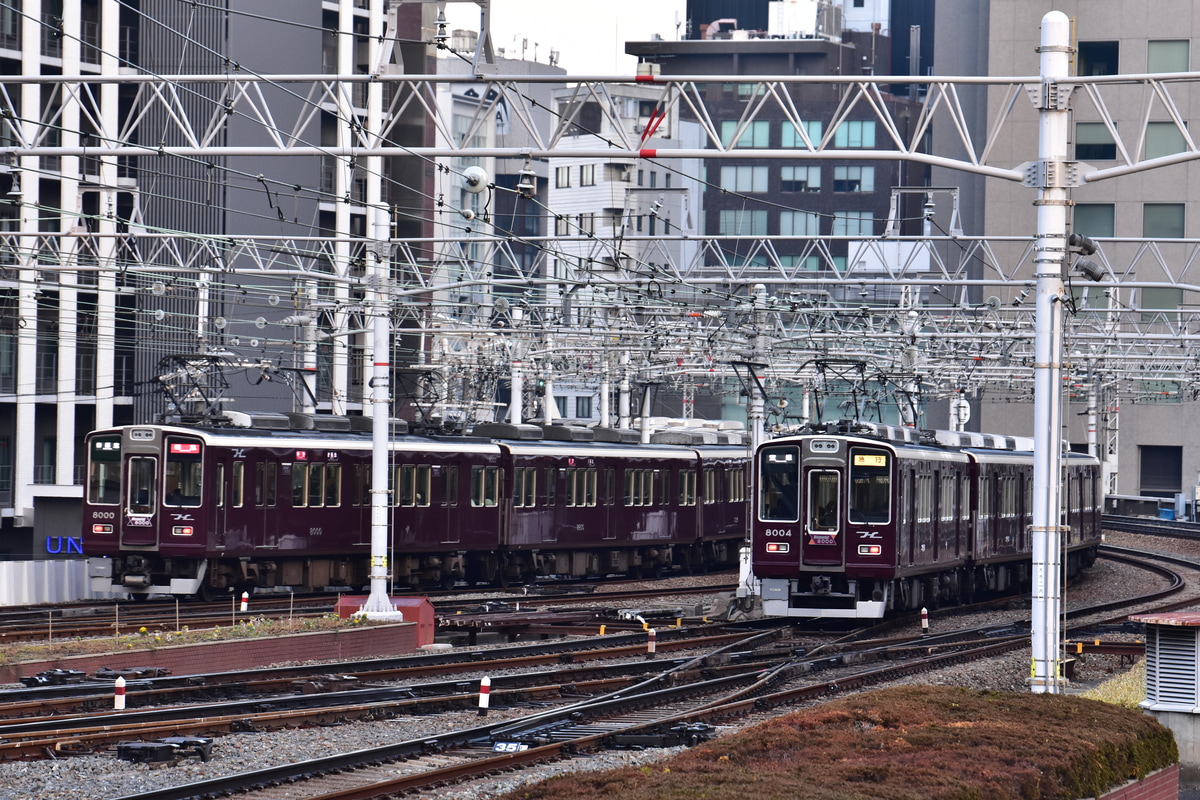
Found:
<box><xmin>195</xmin><ymin>583</ymin><xmax>215</xmax><ymax>603</ymax></box>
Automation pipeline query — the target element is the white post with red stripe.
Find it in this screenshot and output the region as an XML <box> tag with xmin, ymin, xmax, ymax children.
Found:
<box><xmin>647</xmin><ymin>628</ymin><xmax>657</xmax><ymax>659</ymax></box>
<box><xmin>240</xmin><ymin>591</ymin><xmax>249</xmax><ymax>612</ymax></box>
<box><xmin>478</xmin><ymin>675</ymin><xmax>491</xmax><ymax>716</ymax></box>
<box><xmin>114</xmin><ymin>676</ymin><xmax>126</xmax><ymax>710</ymax></box>
<box><xmin>921</xmin><ymin>607</ymin><xmax>929</xmax><ymax>637</ymax></box>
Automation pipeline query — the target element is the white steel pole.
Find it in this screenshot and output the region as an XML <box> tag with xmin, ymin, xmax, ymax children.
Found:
<box><xmin>1030</xmin><ymin>10</ymin><xmax>1071</xmax><ymax>694</ymax></box>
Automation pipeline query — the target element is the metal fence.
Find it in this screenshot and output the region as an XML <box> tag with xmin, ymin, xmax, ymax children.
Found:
<box><xmin>0</xmin><ymin>560</ymin><xmax>121</xmax><ymax>605</ymax></box>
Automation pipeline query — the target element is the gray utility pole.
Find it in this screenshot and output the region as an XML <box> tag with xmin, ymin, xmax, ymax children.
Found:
<box><xmin>1029</xmin><ymin>10</ymin><xmax>1070</xmax><ymax>694</ymax></box>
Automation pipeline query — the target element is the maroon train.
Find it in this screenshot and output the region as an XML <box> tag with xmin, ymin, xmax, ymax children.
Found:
<box><xmin>752</xmin><ymin>421</ymin><xmax>1103</xmax><ymax>619</ymax></box>
<box><xmin>82</xmin><ymin>415</ymin><xmax>749</xmax><ymax>599</ymax></box>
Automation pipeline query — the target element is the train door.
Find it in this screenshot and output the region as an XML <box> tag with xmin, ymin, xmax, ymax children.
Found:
<box><xmin>803</xmin><ymin>467</ymin><xmax>841</xmax><ymax>565</ymax></box>
<box><xmin>215</xmin><ymin>461</ymin><xmax>228</xmax><ymax>549</ymax></box>
<box><xmin>121</xmin><ymin>454</ymin><xmax>158</xmax><ymax>546</ymax></box>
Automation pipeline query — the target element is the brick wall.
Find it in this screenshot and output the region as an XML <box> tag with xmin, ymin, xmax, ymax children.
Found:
<box><xmin>2</xmin><ymin>622</ymin><xmax>420</xmax><ymax>684</ymax></box>
<box><xmin>1096</xmin><ymin>764</ymin><xmax>1179</xmax><ymax>800</ymax></box>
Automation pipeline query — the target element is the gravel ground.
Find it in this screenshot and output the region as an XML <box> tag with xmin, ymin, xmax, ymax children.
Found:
<box><xmin>0</xmin><ymin>537</ymin><xmax>1195</xmax><ymax>800</ymax></box>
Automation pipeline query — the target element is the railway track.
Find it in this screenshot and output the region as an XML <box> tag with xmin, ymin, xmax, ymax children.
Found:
<box><xmin>0</xmin><ymin>546</ymin><xmax>1187</xmax><ymax>799</ymax></box>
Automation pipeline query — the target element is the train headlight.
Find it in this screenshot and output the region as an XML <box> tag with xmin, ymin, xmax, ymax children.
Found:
<box><xmin>857</xmin><ymin>544</ymin><xmax>882</xmax><ymax>556</ymax></box>
<box><xmin>765</xmin><ymin>542</ymin><xmax>789</xmax><ymax>554</ymax></box>
<box><xmin>91</xmin><ymin>523</ymin><xmax>113</xmax><ymax>534</ymax></box>
<box><xmin>172</xmin><ymin>525</ymin><xmax>195</xmax><ymax>536</ymax></box>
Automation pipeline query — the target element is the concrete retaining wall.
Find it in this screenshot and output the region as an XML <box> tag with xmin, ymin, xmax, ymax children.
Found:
<box><xmin>1</xmin><ymin>622</ymin><xmax>421</xmax><ymax>685</ymax></box>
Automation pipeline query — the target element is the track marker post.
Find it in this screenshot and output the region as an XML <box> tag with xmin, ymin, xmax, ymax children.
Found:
<box><xmin>478</xmin><ymin>676</ymin><xmax>491</xmax><ymax>716</ymax></box>
<box><xmin>114</xmin><ymin>677</ymin><xmax>126</xmax><ymax>710</ymax></box>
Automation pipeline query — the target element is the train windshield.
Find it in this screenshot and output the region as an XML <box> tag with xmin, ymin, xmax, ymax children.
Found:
<box><xmin>87</xmin><ymin>435</ymin><xmax>122</xmax><ymax>505</ymax></box>
<box><xmin>758</xmin><ymin>445</ymin><xmax>799</xmax><ymax>522</ymax></box>
<box><xmin>165</xmin><ymin>437</ymin><xmax>203</xmax><ymax>507</ymax></box>
<box><xmin>848</xmin><ymin>446</ymin><xmax>890</xmax><ymax>523</ymax></box>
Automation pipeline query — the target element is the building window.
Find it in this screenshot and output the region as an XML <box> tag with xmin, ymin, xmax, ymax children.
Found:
<box><xmin>1078</xmin><ymin>41</ymin><xmax>1119</xmax><ymax>76</ymax></box>
<box><xmin>1140</xmin><ymin>288</ymin><xmax>1183</xmax><ymax>324</ymax></box>
<box><xmin>720</xmin><ymin>120</ymin><xmax>770</xmax><ymax>148</ymax></box>
<box><xmin>577</xmin><ymin>212</ymin><xmax>596</xmax><ymax>234</ymax></box>
<box><xmin>580</xmin><ymin>163</ymin><xmax>595</xmax><ymax>186</ymax></box>
<box><xmin>555</xmin><ymin>215</ymin><xmax>571</xmax><ymax>236</ymax></box>
<box><xmin>719</xmin><ymin>209</ymin><xmax>768</xmax><ymax>236</ymax></box>
<box><xmin>554</xmin><ymin>396</ymin><xmax>568</xmax><ymax>417</ymax></box>
<box><xmin>1146</xmin><ymin>121</ymin><xmax>1187</xmax><ymax>159</ymax></box>
<box><xmin>576</xmin><ymin>396</ymin><xmax>592</xmax><ymax>418</ymax></box>
<box><xmin>555</xmin><ymin>166</ymin><xmax>570</xmax><ymax>188</ymax></box>
<box><xmin>1144</xmin><ymin>203</ymin><xmax>1185</xmax><ymax>239</ymax></box>
<box><xmin>832</xmin><ymin>211</ymin><xmax>873</xmax><ymax>236</ymax></box>
<box><xmin>1075</xmin><ymin>122</ymin><xmax>1116</xmax><ymax>161</ymax></box>
<box><xmin>833</xmin><ymin>120</ymin><xmax>875</xmax><ymax>148</ymax></box>
<box><xmin>833</xmin><ymin>165</ymin><xmax>874</xmax><ymax>192</ymax></box>
<box><xmin>1074</xmin><ymin>203</ymin><xmax>1115</xmax><ymax>238</ymax></box>
<box><xmin>720</xmin><ymin>165</ymin><xmax>769</xmax><ymax>193</ymax></box>
<box><xmin>780</xmin><ymin>211</ymin><xmax>820</xmax><ymax>236</ymax></box>
<box><xmin>1148</xmin><ymin>40</ymin><xmax>1188</xmax><ymax>73</ymax></box>
<box><xmin>781</xmin><ymin>165</ymin><xmax>820</xmax><ymax>192</ymax></box>
<box><xmin>782</xmin><ymin>120</ymin><xmax>822</xmax><ymax>148</ymax></box>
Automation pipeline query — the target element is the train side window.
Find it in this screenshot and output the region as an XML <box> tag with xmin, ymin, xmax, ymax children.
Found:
<box><xmin>960</xmin><ymin>473</ymin><xmax>970</xmax><ymax>521</ymax></box>
<box><xmin>232</xmin><ymin>462</ymin><xmax>244</xmax><ymax>508</ymax></box>
<box><xmin>979</xmin><ymin>474</ymin><xmax>992</xmax><ymax>519</ymax></box>
<box><xmin>264</xmin><ymin>463</ymin><xmax>277</xmax><ymax>507</ymax></box>
<box><xmin>471</xmin><ymin>465</ymin><xmax>501</xmax><ymax>507</ymax></box>
<box><xmin>544</xmin><ymin>467</ymin><xmax>557</xmax><ymax>506</ymax></box>
<box><xmin>399</xmin><ymin>464</ymin><xmax>415</xmax><ymax>507</ymax></box>
<box><xmin>513</xmin><ymin>467</ymin><xmax>536</xmax><ymax>508</ymax></box>
<box><xmin>326</xmin><ymin>463</ymin><xmax>342</xmax><ymax>507</ymax></box>
<box><xmin>87</xmin><ymin>435</ymin><xmax>122</xmax><ymax>505</ymax></box>
<box><xmin>586</xmin><ymin>468</ymin><xmax>597</xmax><ymax>507</ymax></box>
<box><xmin>605</xmin><ymin>468</ymin><xmax>615</xmax><ymax>506</ymax></box>
<box><xmin>679</xmin><ymin>469</ymin><xmax>696</xmax><ymax>506</ymax></box>
<box><xmin>308</xmin><ymin>464</ymin><xmax>326</xmax><ymax>507</ymax></box>
<box><xmin>216</xmin><ymin>463</ymin><xmax>225</xmax><ymax>507</ymax></box>
<box><xmin>758</xmin><ymin>445</ymin><xmax>799</xmax><ymax>522</ymax></box>
<box><xmin>292</xmin><ymin>463</ymin><xmax>309</xmax><ymax>508</ymax></box>
<box><xmin>255</xmin><ymin>463</ymin><xmax>265</xmax><ymax>506</ymax></box>
<box><xmin>415</xmin><ymin>464</ymin><xmax>430</xmax><ymax>507</ymax></box>
<box><xmin>704</xmin><ymin>469</ymin><xmax>716</xmax><ymax>505</ymax></box>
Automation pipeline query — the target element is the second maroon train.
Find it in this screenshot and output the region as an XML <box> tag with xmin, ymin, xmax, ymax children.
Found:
<box><xmin>750</xmin><ymin>420</ymin><xmax>1103</xmax><ymax>619</ymax></box>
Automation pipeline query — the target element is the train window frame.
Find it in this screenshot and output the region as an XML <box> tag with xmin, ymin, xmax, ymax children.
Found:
<box><xmin>127</xmin><ymin>456</ymin><xmax>157</xmax><ymax>515</ymax></box>
<box><xmin>758</xmin><ymin>445</ymin><xmax>799</xmax><ymax>523</ymax></box>
<box><xmin>848</xmin><ymin>446</ymin><xmax>892</xmax><ymax>525</ymax></box>
<box><xmin>325</xmin><ymin>462</ymin><xmax>342</xmax><ymax>507</ymax></box>
<box><xmin>292</xmin><ymin>462</ymin><xmax>310</xmax><ymax>508</ymax></box>
<box><xmin>414</xmin><ymin>464</ymin><xmax>430</xmax><ymax>507</ymax></box>
<box><xmin>399</xmin><ymin>464</ymin><xmax>415</xmax><ymax>507</ymax></box>
<box><xmin>216</xmin><ymin>463</ymin><xmax>225</xmax><ymax>507</ymax></box>
<box><xmin>916</xmin><ymin>473</ymin><xmax>933</xmax><ymax>524</ymax></box>
<box><xmin>513</xmin><ymin>466</ymin><xmax>537</xmax><ymax>508</ymax></box>
<box><xmin>307</xmin><ymin>463</ymin><xmax>326</xmax><ymax>507</ymax></box>
<box><xmin>679</xmin><ymin>468</ymin><xmax>697</xmax><ymax>506</ymax></box>
<box><xmin>807</xmin><ymin>469</ymin><xmax>839</xmax><ymax>532</ymax></box>
<box><xmin>605</xmin><ymin>468</ymin><xmax>616</xmax><ymax>506</ymax></box>
<box><xmin>232</xmin><ymin>461</ymin><xmax>244</xmax><ymax>508</ymax></box>
<box><xmin>544</xmin><ymin>467</ymin><xmax>557</xmax><ymax>506</ymax></box>
<box><xmin>471</xmin><ymin>465</ymin><xmax>501</xmax><ymax>507</ymax></box>
<box><xmin>87</xmin><ymin>434</ymin><xmax>122</xmax><ymax>505</ymax></box>
<box><xmin>164</xmin><ymin>436</ymin><xmax>203</xmax><ymax>507</ymax></box>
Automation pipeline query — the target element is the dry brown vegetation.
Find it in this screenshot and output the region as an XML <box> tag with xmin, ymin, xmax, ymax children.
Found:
<box><xmin>501</xmin><ymin>685</ymin><xmax>1176</xmax><ymax>800</ymax></box>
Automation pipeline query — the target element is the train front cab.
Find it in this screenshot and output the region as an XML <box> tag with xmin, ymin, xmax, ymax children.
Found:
<box><xmin>84</xmin><ymin>427</ymin><xmax>211</xmax><ymax>597</ymax></box>
<box><xmin>754</xmin><ymin>436</ymin><xmax>895</xmax><ymax>619</ymax></box>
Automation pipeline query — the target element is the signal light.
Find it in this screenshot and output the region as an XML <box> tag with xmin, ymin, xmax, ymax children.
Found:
<box><xmin>172</xmin><ymin>525</ymin><xmax>194</xmax><ymax>536</ymax></box>
<box><xmin>765</xmin><ymin>542</ymin><xmax>789</xmax><ymax>554</ymax></box>
<box><xmin>92</xmin><ymin>523</ymin><xmax>113</xmax><ymax>534</ymax></box>
<box><xmin>857</xmin><ymin>544</ymin><xmax>882</xmax><ymax>556</ymax></box>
